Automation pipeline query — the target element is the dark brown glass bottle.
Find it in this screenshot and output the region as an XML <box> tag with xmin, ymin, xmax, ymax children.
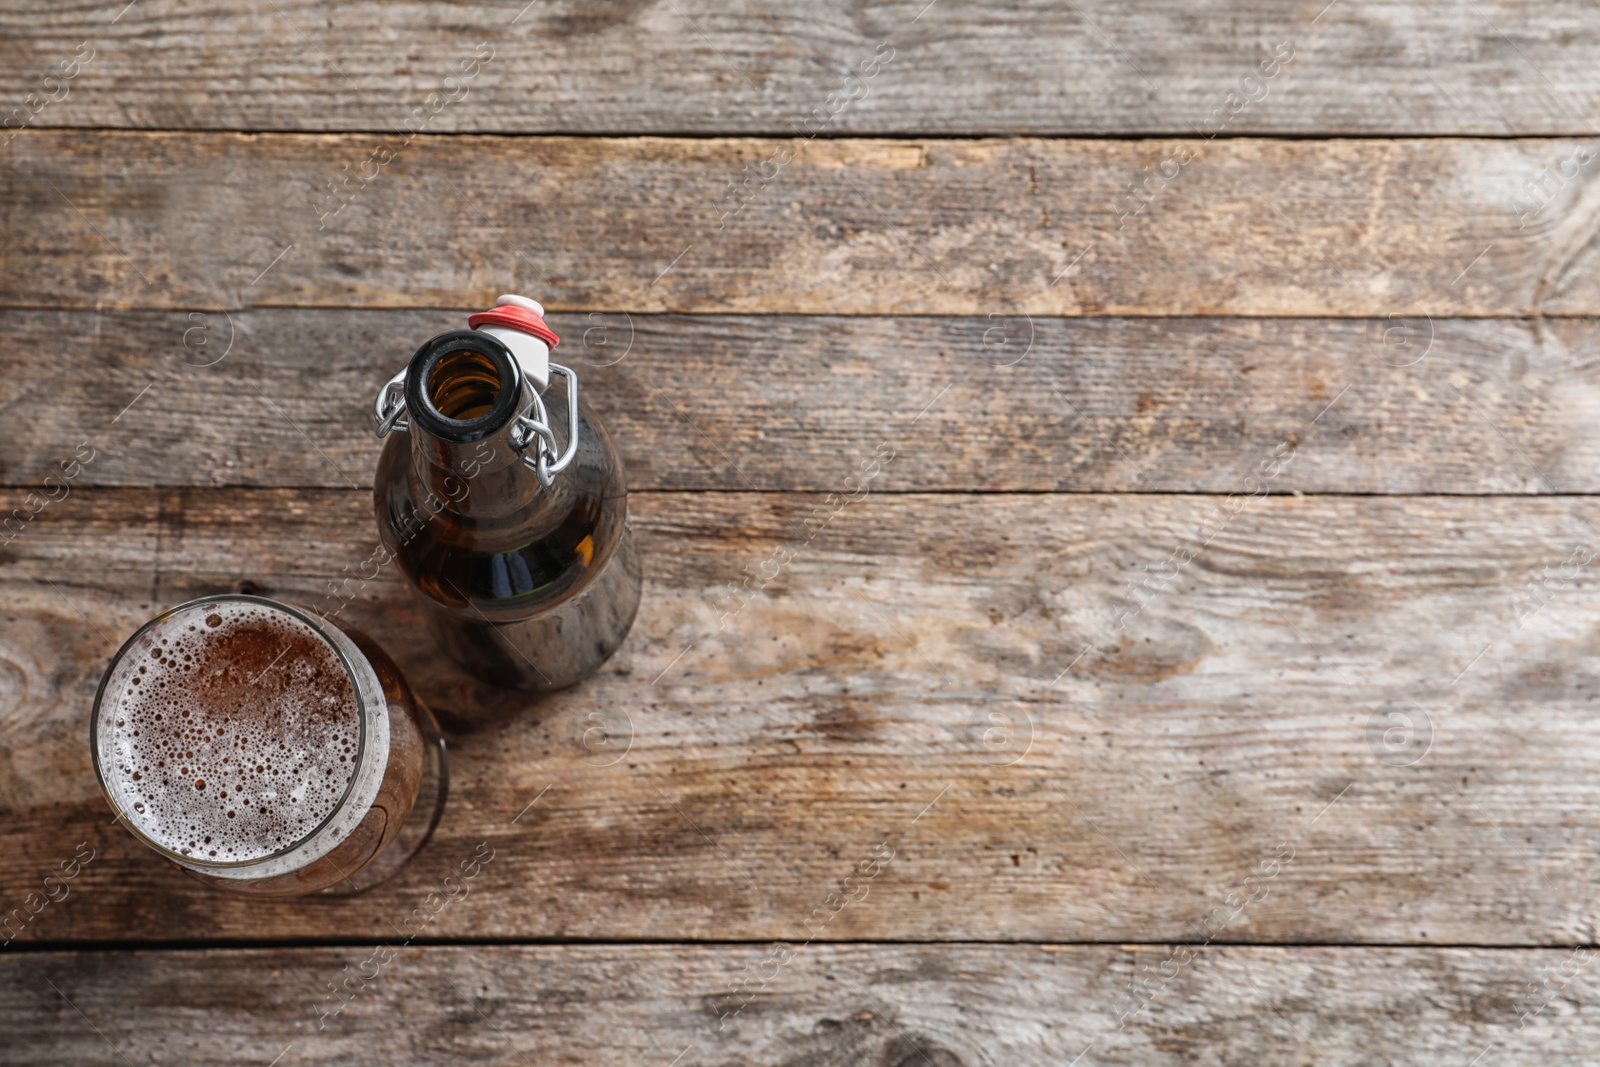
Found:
<box><xmin>372</xmin><ymin>298</ymin><xmax>641</xmax><ymax>693</ymax></box>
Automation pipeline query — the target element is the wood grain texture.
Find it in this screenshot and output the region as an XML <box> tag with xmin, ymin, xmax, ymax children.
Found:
<box><xmin>5</xmin><ymin>489</ymin><xmax>1600</xmax><ymax>945</ymax></box>
<box><xmin>3</xmin><ymin>0</ymin><xmax>1600</xmax><ymax>136</ymax></box>
<box><xmin>4</xmin><ymin>309</ymin><xmax>1595</xmax><ymax>494</ymax></box>
<box><xmin>4</xmin><ymin>944</ymin><xmax>1596</xmax><ymax>1066</ymax></box>
<box><xmin>8</xmin><ymin>132</ymin><xmax>1600</xmax><ymax>316</ymax></box>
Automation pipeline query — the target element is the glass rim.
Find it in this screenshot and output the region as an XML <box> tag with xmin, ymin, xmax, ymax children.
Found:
<box><xmin>89</xmin><ymin>593</ymin><xmax>372</xmax><ymax>871</ymax></box>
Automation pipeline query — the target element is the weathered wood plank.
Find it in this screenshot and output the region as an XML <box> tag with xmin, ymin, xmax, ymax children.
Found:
<box><xmin>3</xmin><ymin>944</ymin><xmax>1595</xmax><ymax>1065</ymax></box>
<box><xmin>5</xmin><ymin>132</ymin><xmax>1598</xmax><ymax>316</ymax></box>
<box><xmin>4</xmin><ymin>489</ymin><xmax>1600</xmax><ymax>945</ymax></box>
<box><xmin>3</xmin><ymin>309</ymin><xmax>1593</xmax><ymax>494</ymax></box>
<box><xmin>3</xmin><ymin>1</ymin><xmax>1599</xmax><ymax>136</ymax></box>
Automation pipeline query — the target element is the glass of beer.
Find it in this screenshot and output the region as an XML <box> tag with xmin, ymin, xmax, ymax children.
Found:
<box><xmin>90</xmin><ymin>594</ymin><xmax>447</xmax><ymax>896</ymax></box>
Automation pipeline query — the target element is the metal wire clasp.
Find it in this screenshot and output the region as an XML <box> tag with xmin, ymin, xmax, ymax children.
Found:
<box><xmin>508</xmin><ymin>363</ymin><xmax>580</xmax><ymax>488</ymax></box>
<box><xmin>375</xmin><ymin>361</ymin><xmax>580</xmax><ymax>489</ymax></box>
<box><xmin>373</xmin><ymin>369</ymin><xmax>409</xmax><ymax>437</ymax></box>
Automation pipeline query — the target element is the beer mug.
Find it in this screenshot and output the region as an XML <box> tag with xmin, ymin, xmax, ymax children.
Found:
<box><xmin>90</xmin><ymin>595</ymin><xmax>447</xmax><ymax>896</ymax></box>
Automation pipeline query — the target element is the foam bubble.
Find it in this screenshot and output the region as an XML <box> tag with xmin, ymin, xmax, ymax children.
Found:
<box><xmin>98</xmin><ymin>601</ymin><xmax>361</xmax><ymax>862</ymax></box>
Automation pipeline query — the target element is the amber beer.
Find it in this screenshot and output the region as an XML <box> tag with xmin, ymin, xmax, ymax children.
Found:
<box><xmin>92</xmin><ymin>595</ymin><xmax>446</xmax><ymax>896</ymax></box>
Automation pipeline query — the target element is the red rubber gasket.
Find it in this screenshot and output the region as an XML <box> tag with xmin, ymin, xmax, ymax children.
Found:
<box><xmin>468</xmin><ymin>304</ymin><xmax>560</xmax><ymax>349</ymax></box>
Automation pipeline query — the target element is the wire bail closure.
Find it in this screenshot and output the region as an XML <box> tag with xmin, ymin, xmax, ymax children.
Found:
<box><xmin>508</xmin><ymin>363</ymin><xmax>580</xmax><ymax>488</ymax></box>
<box><xmin>373</xmin><ymin>369</ymin><xmax>409</xmax><ymax>436</ymax></box>
<box><xmin>373</xmin><ymin>362</ymin><xmax>580</xmax><ymax>489</ymax></box>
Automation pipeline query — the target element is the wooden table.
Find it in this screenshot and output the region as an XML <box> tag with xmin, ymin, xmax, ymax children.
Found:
<box><xmin>5</xmin><ymin>2</ymin><xmax>1600</xmax><ymax>1062</ymax></box>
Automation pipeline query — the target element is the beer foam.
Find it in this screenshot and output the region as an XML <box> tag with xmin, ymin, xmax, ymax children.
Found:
<box><xmin>96</xmin><ymin>601</ymin><xmax>363</xmax><ymax>863</ymax></box>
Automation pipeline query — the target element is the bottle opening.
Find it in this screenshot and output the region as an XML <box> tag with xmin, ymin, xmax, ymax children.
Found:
<box><xmin>405</xmin><ymin>330</ymin><xmax>521</xmax><ymax>443</ymax></box>
<box><xmin>428</xmin><ymin>347</ymin><xmax>503</xmax><ymax>421</ymax></box>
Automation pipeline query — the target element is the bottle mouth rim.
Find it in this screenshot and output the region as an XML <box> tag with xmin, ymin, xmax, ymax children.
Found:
<box><xmin>405</xmin><ymin>330</ymin><xmax>522</xmax><ymax>443</ymax></box>
<box><xmin>89</xmin><ymin>594</ymin><xmax>374</xmax><ymax>871</ymax></box>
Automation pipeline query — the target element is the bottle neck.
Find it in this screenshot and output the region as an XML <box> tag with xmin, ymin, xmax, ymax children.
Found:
<box><xmin>402</xmin><ymin>333</ymin><xmax>544</xmax><ymax>520</ymax></box>
<box><xmin>409</xmin><ymin>407</ymin><xmax>544</xmax><ymax>520</ymax></box>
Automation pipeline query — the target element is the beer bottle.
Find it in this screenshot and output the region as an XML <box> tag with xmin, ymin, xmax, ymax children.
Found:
<box><xmin>371</xmin><ymin>295</ymin><xmax>641</xmax><ymax>693</ymax></box>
